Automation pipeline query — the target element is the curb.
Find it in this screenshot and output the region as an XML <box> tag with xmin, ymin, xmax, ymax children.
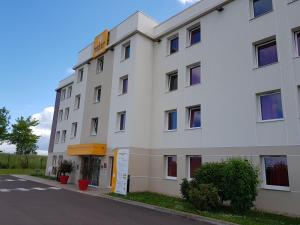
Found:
<box><xmin>12</xmin><ymin>175</ymin><xmax>237</xmax><ymax>225</ymax></box>
<box><xmin>100</xmin><ymin>194</ymin><xmax>237</xmax><ymax>225</ymax></box>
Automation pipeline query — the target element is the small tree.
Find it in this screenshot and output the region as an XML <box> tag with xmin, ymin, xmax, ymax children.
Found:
<box><xmin>58</xmin><ymin>160</ymin><xmax>73</xmax><ymax>176</ymax></box>
<box><xmin>0</xmin><ymin>107</ymin><xmax>10</xmax><ymax>144</ymax></box>
<box><xmin>9</xmin><ymin>116</ymin><xmax>39</xmax><ymax>168</ymax></box>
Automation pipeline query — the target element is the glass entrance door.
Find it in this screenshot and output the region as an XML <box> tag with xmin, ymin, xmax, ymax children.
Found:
<box><xmin>82</xmin><ymin>156</ymin><xmax>101</xmax><ymax>187</ymax></box>
<box><xmin>89</xmin><ymin>157</ymin><xmax>101</xmax><ymax>186</ymax></box>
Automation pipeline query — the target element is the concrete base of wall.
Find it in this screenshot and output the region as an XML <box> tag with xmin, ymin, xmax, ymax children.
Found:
<box><xmin>109</xmin><ymin>145</ymin><xmax>300</xmax><ymax>216</ymax></box>
<box><xmin>47</xmin><ymin>145</ymin><xmax>300</xmax><ymax>216</ymax></box>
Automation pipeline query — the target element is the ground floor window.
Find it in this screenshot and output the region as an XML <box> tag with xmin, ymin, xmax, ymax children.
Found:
<box><xmin>166</xmin><ymin>156</ymin><xmax>177</xmax><ymax>179</ymax></box>
<box><xmin>188</xmin><ymin>156</ymin><xmax>202</xmax><ymax>179</ymax></box>
<box><xmin>262</xmin><ymin>156</ymin><xmax>289</xmax><ymax>190</ymax></box>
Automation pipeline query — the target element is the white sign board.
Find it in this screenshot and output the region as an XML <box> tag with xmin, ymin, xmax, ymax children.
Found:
<box><xmin>115</xmin><ymin>149</ymin><xmax>129</xmax><ymax>195</ymax></box>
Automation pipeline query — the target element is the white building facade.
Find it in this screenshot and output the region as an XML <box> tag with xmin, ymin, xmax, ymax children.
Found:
<box><xmin>47</xmin><ymin>0</ymin><xmax>300</xmax><ymax>216</ymax></box>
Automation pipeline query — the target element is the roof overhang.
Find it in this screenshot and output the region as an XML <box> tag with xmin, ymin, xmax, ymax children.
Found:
<box><xmin>67</xmin><ymin>144</ymin><xmax>107</xmax><ymax>156</ymax></box>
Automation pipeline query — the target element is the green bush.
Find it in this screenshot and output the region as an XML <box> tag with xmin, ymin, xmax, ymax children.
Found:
<box><xmin>194</xmin><ymin>162</ymin><xmax>227</xmax><ymax>201</ymax></box>
<box><xmin>180</xmin><ymin>178</ymin><xmax>190</xmax><ymax>200</ymax></box>
<box><xmin>223</xmin><ymin>158</ymin><xmax>259</xmax><ymax>212</ymax></box>
<box><xmin>181</xmin><ymin>158</ymin><xmax>259</xmax><ymax>213</ymax></box>
<box><xmin>58</xmin><ymin>160</ymin><xmax>73</xmax><ymax>176</ymax></box>
<box><xmin>188</xmin><ymin>184</ymin><xmax>220</xmax><ymax>211</ymax></box>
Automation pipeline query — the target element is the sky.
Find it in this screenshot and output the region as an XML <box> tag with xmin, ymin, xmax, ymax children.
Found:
<box><xmin>0</xmin><ymin>0</ymin><xmax>199</xmax><ymax>154</ymax></box>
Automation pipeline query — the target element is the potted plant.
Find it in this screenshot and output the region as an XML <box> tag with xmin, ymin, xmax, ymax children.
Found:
<box><xmin>78</xmin><ymin>159</ymin><xmax>91</xmax><ymax>191</ymax></box>
<box><xmin>58</xmin><ymin>160</ymin><xmax>73</xmax><ymax>184</ymax></box>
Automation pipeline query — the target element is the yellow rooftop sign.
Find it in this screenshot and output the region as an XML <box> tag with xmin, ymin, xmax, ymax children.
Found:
<box><xmin>93</xmin><ymin>30</ymin><xmax>109</xmax><ymax>58</ymax></box>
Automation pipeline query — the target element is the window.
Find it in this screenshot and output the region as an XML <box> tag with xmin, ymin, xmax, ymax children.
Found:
<box><xmin>167</xmin><ymin>72</ymin><xmax>178</xmax><ymax>92</ymax></box>
<box><xmin>55</xmin><ymin>131</ymin><xmax>60</xmax><ymax>144</ymax></box>
<box><xmin>188</xmin><ymin>156</ymin><xmax>202</xmax><ymax>179</ymax></box>
<box><xmin>123</xmin><ymin>42</ymin><xmax>130</xmax><ymax>60</ymax></box>
<box><xmin>58</xmin><ymin>109</ymin><xmax>63</xmax><ymax>122</ymax></box>
<box><xmin>169</xmin><ymin>36</ymin><xmax>179</xmax><ymax>54</ymax></box>
<box><xmin>120</xmin><ymin>76</ymin><xmax>128</xmax><ymax>95</ymax></box>
<box><xmin>74</xmin><ymin>94</ymin><xmax>81</xmax><ymax>109</ymax></box>
<box><xmin>166</xmin><ymin>110</ymin><xmax>177</xmax><ymax>131</ymax></box>
<box><xmin>67</xmin><ymin>86</ymin><xmax>72</xmax><ymax>98</ymax></box>
<box><xmin>94</xmin><ymin>86</ymin><xmax>101</xmax><ymax>103</ymax></box>
<box><xmin>166</xmin><ymin>156</ymin><xmax>177</xmax><ymax>178</ymax></box>
<box><xmin>61</xmin><ymin>130</ymin><xmax>67</xmax><ymax>143</ymax></box>
<box><xmin>117</xmin><ymin>111</ymin><xmax>126</xmax><ymax>131</ymax></box>
<box><xmin>188</xmin><ymin>64</ymin><xmax>201</xmax><ymax>86</ymax></box>
<box><xmin>71</xmin><ymin>122</ymin><xmax>77</xmax><ymax>138</ymax></box>
<box><xmin>189</xmin><ymin>25</ymin><xmax>201</xmax><ymax>46</ymax></box>
<box><xmin>253</xmin><ymin>0</ymin><xmax>273</xmax><ymax>18</ymax></box>
<box><xmin>58</xmin><ymin>155</ymin><xmax>63</xmax><ymax>166</ymax></box>
<box><xmin>77</xmin><ymin>68</ymin><xmax>84</xmax><ymax>83</ymax></box>
<box><xmin>52</xmin><ymin>155</ymin><xmax>57</xmax><ymax>166</ymax></box>
<box><xmin>61</xmin><ymin>89</ymin><xmax>66</xmax><ymax>101</ymax></box>
<box><xmin>91</xmin><ymin>118</ymin><xmax>98</xmax><ymax>136</ymax></box>
<box><xmin>64</xmin><ymin>108</ymin><xmax>69</xmax><ymax>120</ymax></box>
<box><xmin>256</xmin><ymin>39</ymin><xmax>278</xmax><ymax>67</ymax></box>
<box><xmin>188</xmin><ymin>105</ymin><xmax>201</xmax><ymax>128</ymax></box>
<box><xmin>96</xmin><ymin>57</ymin><xmax>104</xmax><ymax>73</ymax></box>
<box><xmin>295</xmin><ymin>31</ymin><xmax>300</xmax><ymax>57</ymax></box>
<box><xmin>258</xmin><ymin>91</ymin><xmax>283</xmax><ymax>121</ymax></box>
<box><xmin>262</xmin><ymin>156</ymin><xmax>289</xmax><ymax>189</ymax></box>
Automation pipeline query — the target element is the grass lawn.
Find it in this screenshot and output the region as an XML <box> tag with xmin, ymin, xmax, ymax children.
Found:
<box><xmin>0</xmin><ymin>168</ymin><xmax>42</xmax><ymax>175</ymax></box>
<box><xmin>108</xmin><ymin>192</ymin><xmax>300</xmax><ymax>225</ymax></box>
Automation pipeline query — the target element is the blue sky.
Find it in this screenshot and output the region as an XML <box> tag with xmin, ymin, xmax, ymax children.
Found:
<box><xmin>0</xmin><ymin>0</ymin><xmax>198</xmax><ymax>153</ymax></box>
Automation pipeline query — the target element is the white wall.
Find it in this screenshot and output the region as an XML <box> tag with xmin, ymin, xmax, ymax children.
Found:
<box><xmin>150</xmin><ymin>0</ymin><xmax>300</xmax><ymax>149</ymax></box>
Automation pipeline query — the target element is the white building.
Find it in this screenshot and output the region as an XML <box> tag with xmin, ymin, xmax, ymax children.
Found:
<box><xmin>47</xmin><ymin>0</ymin><xmax>300</xmax><ymax>216</ymax></box>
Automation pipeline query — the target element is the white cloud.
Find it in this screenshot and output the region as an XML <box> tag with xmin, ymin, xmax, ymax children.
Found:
<box><xmin>0</xmin><ymin>106</ymin><xmax>54</xmax><ymax>155</ymax></box>
<box><xmin>32</xmin><ymin>106</ymin><xmax>54</xmax><ymax>137</ymax></box>
<box><xmin>178</xmin><ymin>0</ymin><xmax>200</xmax><ymax>5</ymax></box>
<box><xmin>0</xmin><ymin>142</ymin><xmax>16</xmax><ymax>154</ymax></box>
<box><xmin>66</xmin><ymin>67</ymin><xmax>74</xmax><ymax>75</ymax></box>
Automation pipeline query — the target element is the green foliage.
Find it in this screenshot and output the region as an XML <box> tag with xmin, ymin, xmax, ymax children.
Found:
<box><xmin>194</xmin><ymin>162</ymin><xmax>227</xmax><ymax>201</ymax></box>
<box><xmin>181</xmin><ymin>158</ymin><xmax>259</xmax><ymax>213</ymax></box>
<box><xmin>58</xmin><ymin>160</ymin><xmax>73</xmax><ymax>176</ymax></box>
<box><xmin>180</xmin><ymin>178</ymin><xmax>190</xmax><ymax>200</ymax></box>
<box><xmin>0</xmin><ymin>107</ymin><xmax>10</xmax><ymax>143</ymax></box>
<box><xmin>8</xmin><ymin>116</ymin><xmax>40</xmax><ymax>168</ymax></box>
<box><xmin>188</xmin><ymin>184</ymin><xmax>221</xmax><ymax>211</ymax></box>
<box><xmin>0</xmin><ymin>153</ymin><xmax>47</xmax><ymax>169</ymax></box>
<box><xmin>223</xmin><ymin>158</ymin><xmax>259</xmax><ymax>212</ymax></box>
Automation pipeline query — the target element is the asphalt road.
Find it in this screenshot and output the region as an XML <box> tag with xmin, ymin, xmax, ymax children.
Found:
<box><xmin>0</xmin><ymin>175</ymin><xmax>210</xmax><ymax>225</ymax></box>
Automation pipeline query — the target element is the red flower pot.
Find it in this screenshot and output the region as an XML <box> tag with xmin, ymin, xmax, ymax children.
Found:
<box><xmin>78</xmin><ymin>180</ymin><xmax>89</xmax><ymax>191</ymax></box>
<box><xmin>60</xmin><ymin>175</ymin><xmax>69</xmax><ymax>184</ymax></box>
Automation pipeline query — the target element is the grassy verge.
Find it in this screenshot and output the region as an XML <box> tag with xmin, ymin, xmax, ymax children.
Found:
<box><xmin>108</xmin><ymin>192</ymin><xmax>300</xmax><ymax>225</ymax></box>
<box><xmin>0</xmin><ymin>153</ymin><xmax>47</xmax><ymax>169</ymax></box>
<box><xmin>30</xmin><ymin>173</ymin><xmax>56</xmax><ymax>181</ymax></box>
<box><xmin>0</xmin><ymin>169</ymin><xmax>39</xmax><ymax>175</ymax></box>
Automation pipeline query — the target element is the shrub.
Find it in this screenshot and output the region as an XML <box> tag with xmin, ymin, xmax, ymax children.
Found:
<box><xmin>188</xmin><ymin>184</ymin><xmax>220</xmax><ymax>211</ymax></box>
<box><xmin>0</xmin><ymin>162</ymin><xmax>9</xmax><ymax>169</ymax></box>
<box><xmin>194</xmin><ymin>162</ymin><xmax>227</xmax><ymax>201</ymax></box>
<box><xmin>180</xmin><ymin>178</ymin><xmax>190</xmax><ymax>200</ymax></box>
<box><xmin>58</xmin><ymin>160</ymin><xmax>73</xmax><ymax>176</ymax></box>
<box><xmin>181</xmin><ymin>158</ymin><xmax>259</xmax><ymax>213</ymax></box>
<box><xmin>223</xmin><ymin>158</ymin><xmax>259</xmax><ymax>212</ymax></box>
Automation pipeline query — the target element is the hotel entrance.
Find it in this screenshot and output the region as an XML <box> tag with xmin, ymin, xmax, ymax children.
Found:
<box><xmin>81</xmin><ymin>156</ymin><xmax>101</xmax><ymax>186</ymax></box>
<box><xmin>67</xmin><ymin>143</ymin><xmax>107</xmax><ymax>187</ymax></box>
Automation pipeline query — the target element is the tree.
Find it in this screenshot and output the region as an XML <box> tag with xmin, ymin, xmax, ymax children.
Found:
<box><xmin>9</xmin><ymin>116</ymin><xmax>40</xmax><ymax>168</ymax></box>
<box><xmin>0</xmin><ymin>107</ymin><xmax>10</xmax><ymax>144</ymax></box>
